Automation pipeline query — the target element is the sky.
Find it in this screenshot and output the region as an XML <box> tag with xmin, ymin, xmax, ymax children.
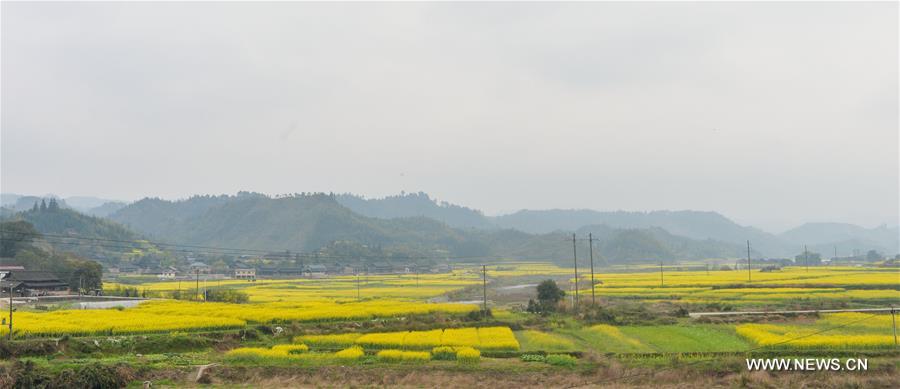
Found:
<box><xmin>1</xmin><ymin>2</ymin><xmax>897</xmax><ymax>232</ymax></box>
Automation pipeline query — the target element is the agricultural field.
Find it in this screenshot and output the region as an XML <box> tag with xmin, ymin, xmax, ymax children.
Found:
<box><xmin>1</xmin><ymin>262</ymin><xmax>897</xmax><ymax>387</ymax></box>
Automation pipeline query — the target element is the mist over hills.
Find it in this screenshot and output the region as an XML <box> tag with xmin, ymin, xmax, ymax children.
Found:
<box><xmin>336</xmin><ymin>192</ymin><xmax>493</xmax><ymax>229</ymax></box>
<box><xmin>2</xmin><ymin>191</ymin><xmax>896</xmax><ymax>266</ymax></box>
<box><xmin>1</xmin><ymin>193</ymin><xmax>127</xmax><ymax>217</ymax></box>
<box><xmin>779</xmin><ymin>222</ymin><xmax>899</xmax><ymax>256</ymax></box>
<box><xmin>103</xmin><ymin>193</ymin><xmax>749</xmax><ymax>262</ymax></box>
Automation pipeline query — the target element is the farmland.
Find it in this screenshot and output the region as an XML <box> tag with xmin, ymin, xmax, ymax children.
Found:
<box><xmin>1</xmin><ymin>263</ymin><xmax>897</xmax><ymax>387</ymax></box>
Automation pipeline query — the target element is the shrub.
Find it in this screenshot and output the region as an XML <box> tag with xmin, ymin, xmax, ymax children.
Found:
<box><xmin>520</xmin><ymin>354</ymin><xmax>546</xmax><ymax>363</ymax></box>
<box><xmin>545</xmin><ymin>354</ymin><xmax>577</xmax><ymax>367</ymax></box>
<box><xmin>432</xmin><ymin>346</ymin><xmax>456</xmax><ymax>360</ymax></box>
<box><xmin>376</xmin><ymin>349</ymin><xmax>431</xmax><ymax>363</ymax></box>
<box><xmin>334</xmin><ymin>346</ymin><xmax>364</xmax><ymax>362</ymax></box>
<box><xmin>205</xmin><ymin>289</ymin><xmax>250</xmax><ymax>304</ymax></box>
<box><xmin>455</xmin><ymin>347</ymin><xmax>480</xmax><ymax>365</ymax></box>
<box><xmin>49</xmin><ymin>363</ymin><xmax>134</xmax><ymax>389</ymax></box>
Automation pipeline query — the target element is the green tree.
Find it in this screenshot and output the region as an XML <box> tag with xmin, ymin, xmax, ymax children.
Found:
<box><xmin>536</xmin><ymin>279</ymin><xmax>565</xmax><ymax>312</ymax></box>
<box><xmin>866</xmin><ymin>250</ymin><xmax>883</xmax><ymax>261</ymax></box>
<box><xmin>795</xmin><ymin>251</ymin><xmax>822</xmax><ymax>265</ymax></box>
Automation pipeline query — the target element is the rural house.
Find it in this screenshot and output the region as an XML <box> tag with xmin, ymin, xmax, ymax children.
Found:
<box><xmin>0</xmin><ymin>271</ymin><xmax>70</xmax><ymax>296</ymax></box>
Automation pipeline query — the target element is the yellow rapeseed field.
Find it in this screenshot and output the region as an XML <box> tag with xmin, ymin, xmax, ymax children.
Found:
<box><xmin>1</xmin><ymin>299</ymin><xmax>476</xmax><ymax>337</ymax></box>
<box><xmin>302</xmin><ymin>326</ymin><xmax>519</xmax><ymax>351</ymax></box>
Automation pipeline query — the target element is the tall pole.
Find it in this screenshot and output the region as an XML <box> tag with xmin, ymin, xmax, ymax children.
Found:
<box><xmin>572</xmin><ymin>234</ymin><xmax>578</xmax><ymax>311</ymax></box>
<box><xmin>804</xmin><ymin>245</ymin><xmax>809</xmax><ymax>272</ymax></box>
<box><xmin>356</xmin><ymin>267</ymin><xmax>361</xmax><ymax>300</ymax></box>
<box><xmin>482</xmin><ymin>264</ymin><xmax>487</xmax><ymax>315</ymax></box>
<box><xmin>8</xmin><ymin>277</ymin><xmax>12</xmax><ymax>340</ymax></box>
<box><xmin>706</xmin><ymin>263</ymin><xmax>709</xmax><ymax>276</ymax></box>
<box><xmin>659</xmin><ymin>261</ymin><xmax>664</xmax><ymax>286</ymax></box>
<box><xmin>588</xmin><ymin>233</ymin><xmax>595</xmax><ymax>306</ymax></box>
<box><xmin>892</xmin><ymin>306</ymin><xmax>898</xmax><ymax>347</ymax></box>
<box><xmin>195</xmin><ymin>269</ymin><xmax>200</xmax><ymax>300</ymax></box>
<box><xmin>747</xmin><ymin>240</ymin><xmax>752</xmax><ymax>283</ymax></box>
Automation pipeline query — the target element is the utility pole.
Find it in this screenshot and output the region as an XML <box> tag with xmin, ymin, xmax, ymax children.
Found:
<box><xmin>7</xmin><ymin>272</ymin><xmax>12</xmax><ymax>340</ymax></box>
<box><xmin>892</xmin><ymin>306</ymin><xmax>897</xmax><ymax>347</ymax></box>
<box><xmin>706</xmin><ymin>263</ymin><xmax>709</xmax><ymax>276</ymax></box>
<box><xmin>195</xmin><ymin>269</ymin><xmax>200</xmax><ymax>300</ymax></box>
<box><xmin>659</xmin><ymin>261</ymin><xmax>664</xmax><ymax>287</ymax></box>
<box><xmin>747</xmin><ymin>240</ymin><xmax>752</xmax><ymax>283</ymax></box>
<box><xmin>7</xmin><ymin>281</ymin><xmax>12</xmax><ymax>341</ymax></box>
<box><xmin>482</xmin><ymin>264</ymin><xmax>487</xmax><ymax>316</ymax></box>
<box><xmin>572</xmin><ymin>234</ymin><xmax>578</xmax><ymax>311</ymax></box>
<box><xmin>79</xmin><ymin>275</ymin><xmax>83</xmax><ymax>301</ymax></box>
<box><xmin>588</xmin><ymin>233</ymin><xmax>596</xmax><ymax>306</ymax></box>
<box><xmin>415</xmin><ymin>266</ymin><xmax>419</xmax><ymax>288</ymax></box>
<box><xmin>356</xmin><ymin>267</ymin><xmax>361</xmax><ymax>301</ymax></box>
<box><xmin>804</xmin><ymin>245</ymin><xmax>809</xmax><ymax>272</ymax></box>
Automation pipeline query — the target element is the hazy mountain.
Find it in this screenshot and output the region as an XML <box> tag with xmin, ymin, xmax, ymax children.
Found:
<box><xmin>110</xmin><ymin>193</ymin><xmax>486</xmax><ymax>254</ymax></box>
<box><xmin>64</xmin><ymin>196</ymin><xmax>121</xmax><ymax>211</ymax></box>
<box><xmin>575</xmin><ymin>225</ymin><xmax>747</xmax><ymax>262</ymax></box>
<box><xmin>85</xmin><ymin>201</ymin><xmax>129</xmax><ymax>217</ymax></box>
<box><xmin>3</xmin><ymin>195</ymin><xmax>70</xmax><ymax>212</ymax></box>
<box><xmin>496</xmin><ymin>209</ymin><xmax>792</xmax><ymax>256</ymax></box>
<box><xmin>0</xmin><ymin>193</ymin><xmax>22</xmax><ymax>206</ymax></box>
<box><xmin>335</xmin><ymin>192</ymin><xmax>494</xmax><ymax>229</ymax></box>
<box><xmin>1</xmin><ymin>203</ymin><xmax>151</xmax><ymax>262</ymax></box>
<box><xmin>0</xmin><ymin>193</ymin><xmax>125</xmax><ymax>214</ymax></box>
<box><xmin>105</xmin><ymin>192</ymin><xmax>757</xmax><ymax>264</ymax></box>
<box><xmin>780</xmin><ymin>223</ymin><xmax>900</xmax><ymax>256</ymax></box>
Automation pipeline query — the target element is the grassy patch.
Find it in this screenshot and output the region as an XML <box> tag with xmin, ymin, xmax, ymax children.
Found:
<box><xmin>515</xmin><ymin>330</ymin><xmax>578</xmax><ymax>352</ymax></box>
<box><xmin>620</xmin><ymin>325</ymin><xmax>751</xmax><ymax>352</ymax></box>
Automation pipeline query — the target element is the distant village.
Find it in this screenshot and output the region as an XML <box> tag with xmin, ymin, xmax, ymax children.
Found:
<box><xmin>104</xmin><ymin>258</ymin><xmax>454</xmax><ymax>282</ymax></box>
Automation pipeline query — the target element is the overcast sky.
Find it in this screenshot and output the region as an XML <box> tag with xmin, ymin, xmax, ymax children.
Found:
<box><xmin>1</xmin><ymin>2</ymin><xmax>897</xmax><ymax>232</ymax></box>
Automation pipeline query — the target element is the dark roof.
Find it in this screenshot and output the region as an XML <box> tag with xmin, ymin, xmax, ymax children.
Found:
<box><xmin>0</xmin><ymin>280</ymin><xmax>23</xmax><ymax>289</ymax></box>
<box><xmin>3</xmin><ymin>271</ymin><xmax>69</xmax><ymax>289</ymax></box>
<box><xmin>6</xmin><ymin>271</ymin><xmax>64</xmax><ymax>282</ymax></box>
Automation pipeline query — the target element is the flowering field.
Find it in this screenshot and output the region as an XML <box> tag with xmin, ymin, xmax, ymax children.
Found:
<box><xmin>1</xmin><ymin>299</ymin><xmax>476</xmax><ymax>337</ymax></box>
<box><xmin>735</xmin><ymin>313</ymin><xmax>897</xmax><ymax>349</ymax></box>
<box><xmin>296</xmin><ymin>326</ymin><xmax>520</xmax><ymax>352</ymax></box>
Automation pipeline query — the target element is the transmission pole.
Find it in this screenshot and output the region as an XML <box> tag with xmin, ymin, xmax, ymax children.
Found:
<box><xmin>892</xmin><ymin>306</ymin><xmax>897</xmax><ymax>347</ymax></box>
<box><xmin>572</xmin><ymin>234</ymin><xmax>578</xmax><ymax>311</ymax></box>
<box><xmin>482</xmin><ymin>264</ymin><xmax>487</xmax><ymax>316</ymax></box>
<box><xmin>588</xmin><ymin>233</ymin><xmax>596</xmax><ymax>306</ymax></box>
<box><xmin>747</xmin><ymin>240</ymin><xmax>752</xmax><ymax>283</ymax></box>
<box><xmin>195</xmin><ymin>269</ymin><xmax>200</xmax><ymax>300</ymax></box>
<box><xmin>356</xmin><ymin>267</ymin><xmax>361</xmax><ymax>300</ymax></box>
<box><xmin>804</xmin><ymin>245</ymin><xmax>809</xmax><ymax>272</ymax></box>
<box><xmin>659</xmin><ymin>261</ymin><xmax>664</xmax><ymax>286</ymax></box>
<box><xmin>7</xmin><ymin>275</ymin><xmax>12</xmax><ymax>341</ymax></box>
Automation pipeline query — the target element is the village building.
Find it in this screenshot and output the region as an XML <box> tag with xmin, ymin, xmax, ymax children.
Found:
<box><xmin>0</xmin><ymin>270</ymin><xmax>70</xmax><ymax>296</ymax></box>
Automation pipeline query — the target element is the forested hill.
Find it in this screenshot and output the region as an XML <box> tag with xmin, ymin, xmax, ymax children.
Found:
<box><xmin>335</xmin><ymin>192</ymin><xmax>494</xmax><ymax>229</ymax></box>
<box><xmin>110</xmin><ymin>193</ymin><xmax>492</xmax><ymax>255</ymax></box>
<box><xmin>0</xmin><ymin>200</ymin><xmax>153</xmax><ymax>261</ymax></box>
<box><xmin>575</xmin><ymin>225</ymin><xmax>747</xmax><ymax>262</ymax></box>
<box><xmin>105</xmin><ymin>193</ymin><xmax>755</xmax><ymax>264</ymax></box>
<box><xmin>329</xmin><ymin>193</ymin><xmax>793</xmax><ymax>256</ymax></box>
<box><xmin>495</xmin><ymin>209</ymin><xmax>792</xmax><ymax>256</ymax></box>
